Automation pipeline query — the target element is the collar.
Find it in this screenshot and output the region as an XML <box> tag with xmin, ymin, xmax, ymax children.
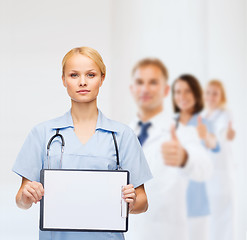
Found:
<box><xmin>51</xmin><ymin>109</ymin><xmax>119</xmax><ymax>133</ymax></box>
<box><xmin>187</xmin><ymin>113</ymin><xmax>200</xmax><ymax>125</ymax></box>
<box><xmin>173</xmin><ymin>112</ymin><xmax>201</xmax><ymax>127</ymax></box>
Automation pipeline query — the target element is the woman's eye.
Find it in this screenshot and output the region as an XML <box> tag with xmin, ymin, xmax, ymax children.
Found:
<box><xmin>87</xmin><ymin>73</ymin><xmax>95</xmax><ymax>78</ymax></box>
<box><xmin>71</xmin><ymin>73</ymin><xmax>79</xmax><ymax>78</ymax></box>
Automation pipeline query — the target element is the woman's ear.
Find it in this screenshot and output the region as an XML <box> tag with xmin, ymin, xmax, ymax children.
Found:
<box><xmin>62</xmin><ymin>75</ymin><xmax>66</xmax><ymax>88</ymax></box>
<box><xmin>100</xmin><ymin>74</ymin><xmax>105</xmax><ymax>87</ymax></box>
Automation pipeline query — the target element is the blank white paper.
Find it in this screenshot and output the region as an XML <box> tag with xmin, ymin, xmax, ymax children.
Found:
<box><xmin>42</xmin><ymin>170</ymin><xmax>128</xmax><ymax>231</ymax></box>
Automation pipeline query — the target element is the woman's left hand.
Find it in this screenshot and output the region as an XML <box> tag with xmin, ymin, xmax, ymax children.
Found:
<box><xmin>122</xmin><ymin>184</ymin><xmax>136</xmax><ymax>213</ymax></box>
<box><xmin>226</xmin><ymin>121</ymin><xmax>236</xmax><ymax>141</ymax></box>
<box><xmin>197</xmin><ymin>116</ymin><xmax>208</xmax><ymax>140</ymax></box>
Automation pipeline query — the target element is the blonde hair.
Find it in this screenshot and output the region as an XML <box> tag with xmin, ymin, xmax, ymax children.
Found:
<box><xmin>132</xmin><ymin>58</ymin><xmax>169</xmax><ymax>81</ymax></box>
<box><xmin>62</xmin><ymin>46</ymin><xmax>106</xmax><ymax>77</ymax></box>
<box><xmin>207</xmin><ymin>79</ymin><xmax>227</xmax><ymax>108</ymax></box>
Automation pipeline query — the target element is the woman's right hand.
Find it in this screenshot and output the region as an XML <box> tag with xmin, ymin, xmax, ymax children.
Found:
<box><xmin>16</xmin><ymin>177</ymin><xmax>44</xmax><ymax>209</ymax></box>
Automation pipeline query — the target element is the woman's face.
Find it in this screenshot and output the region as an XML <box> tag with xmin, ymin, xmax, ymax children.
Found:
<box><xmin>62</xmin><ymin>54</ymin><xmax>104</xmax><ymax>104</ymax></box>
<box><xmin>204</xmin><ymin>84</ymin><xmax>222</xmax><ymax>109</ymax></box>
<box><xmin>173</xmin><ymin>80</ymin><xmax>195</xmax><ymax>113</ymax></box>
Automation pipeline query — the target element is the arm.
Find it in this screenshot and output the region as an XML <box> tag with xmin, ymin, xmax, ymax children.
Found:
<box><xmin>118</xmin><ymin>127</ymin><xmax>152</xmax><ymax>213</ymax></box>
<box><xmin>226</xmin><ymin>121</ymin><xmax>236</xmax><ymax>141</ymax></box>
<box><xmin>197</xmin><ymin>117</ymin><xmax>218</xmax><ymax>149</ymax></box>
<box><xmin>203</xmin><ymin>132</ymin><xmax>218</xmax><ymax>149</ymax></box>
<box><xmin>16</xmin><ymin>177</ymin><xmax>44</xmax><ymax>210</ymax></box>
<box><xmin>122</xmin><ymin>184</ymin><xmax>148</xmax><ymax>214</ymax></box>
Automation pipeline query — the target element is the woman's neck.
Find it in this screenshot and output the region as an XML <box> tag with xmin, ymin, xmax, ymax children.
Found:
<box><xmin>179</xmin><ymin>111</ymin><xmax>193</xmax><ymax>125</ymax></box>
<box><xmin>138</xmin><ymin>105</ymin><xmax>163</xmax><ymax>123</ymax></box>
<box><xmin>71</xmin><ymin>100</ymin><xmax>98</xmax><ymax>124</ymax></box>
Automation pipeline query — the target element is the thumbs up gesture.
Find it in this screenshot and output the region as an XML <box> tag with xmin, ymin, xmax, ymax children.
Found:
<box><xmin>196</xmin><ymin>116</ymin><xmax>208</xmax><ymax>140</ymax></box>
<box><xmin>161</xmin><ymin>125</ymin><xmax>188</xmax><ymax>167</ymax></box>
<box><xmin>226</xmin><ymin>121</ymin><xmax>236</xmax><ymax>141</ymax></box>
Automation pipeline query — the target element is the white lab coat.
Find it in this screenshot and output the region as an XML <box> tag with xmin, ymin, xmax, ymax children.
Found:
<box><xmin>125</xmin><ymin>111</ymin><xmax>212</xmax><ymax>240</ymax></box>
<box><xmin>202</xmin><ymin>109</ymin><xmax>236</xmax><ymax>240</ymax></box>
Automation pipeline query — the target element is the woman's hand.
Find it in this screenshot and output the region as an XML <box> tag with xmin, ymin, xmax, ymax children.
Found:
<box><xmin>226</xmin><ymin>121</ymin><xmax>236</xmax><ymax>141</ymax></box>
<box><xmin>16</xmin><ymin>177</ymin><xmax>44</xmax><ymax>209</ymax></box>
<box><xmin>22</xmin><ymin>181</ymin><xmax>44</xmax><ymax>204</ymax></box>
<box><xmin>196</xmin><ymin>116</ymin><xmax>218</xmax><ymax>149</ymax></box>
<box><xmin>197</xmin><ymin>116</ymin><xmax>208</xmax><ymax>140</ymax></box>
<box><xmin>122</xmin><ymin>184</ymin><xmax>136</xmax><ymax>213</ymax></box>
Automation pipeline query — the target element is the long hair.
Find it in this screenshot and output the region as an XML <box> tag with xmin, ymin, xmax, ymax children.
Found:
<box><xmin>172</xmin><ymin>74</ymin><xmax>204</xmax><ymax>114</ymax></box>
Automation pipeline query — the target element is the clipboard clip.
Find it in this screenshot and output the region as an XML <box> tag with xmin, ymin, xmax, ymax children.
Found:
<box><xmin>121</xmin><ymin>186</ymin><xmax>128</xmax><ymax>218</ymax></box>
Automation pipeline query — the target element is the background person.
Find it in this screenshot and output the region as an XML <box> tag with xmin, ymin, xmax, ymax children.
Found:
<box><xmin>125</xmin><ymin>58</ymin><xmax>212</xmax><ymax>240</ymax></box>
<box><xmin>172</xmin><ymin>74</ymin><xmax>219</xmax><ymax>240</ymax></box>
<box><xmin>202</xmin><ymin>79</ymin><xmax>236</xmax><ymax>240</ymax></box>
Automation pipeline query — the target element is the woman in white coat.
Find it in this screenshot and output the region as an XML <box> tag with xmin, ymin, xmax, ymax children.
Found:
<box><xmin>202</xmin><ymin>80</ymin><xmax>236</xmax><ymax>240</ymax></box>
<box><xmin>172</xmin><ymin>74</ymin><xmax>220</xmax><ymax>240</ymax></box>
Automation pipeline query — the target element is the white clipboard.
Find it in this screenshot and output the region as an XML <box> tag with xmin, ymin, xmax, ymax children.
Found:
<box><xmin>40</xmin><ymin>169</ymin><xmax>129</xmax><ymax>232</ymax></box>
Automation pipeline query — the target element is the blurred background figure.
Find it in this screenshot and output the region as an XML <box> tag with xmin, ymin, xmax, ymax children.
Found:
<box><xmin>125</xmin><ymin>59</ymin><xmax>212</xmax><ymax>240</ymax></box>
<box><xmin>202</xmin><ymin>80</ymin><xmax>236</xmax><ymax>240</ymax></box>
<box><xmin>172</xmin><ymin>74</ymin><xmax>220</xmax><ymax>240</ymax></box>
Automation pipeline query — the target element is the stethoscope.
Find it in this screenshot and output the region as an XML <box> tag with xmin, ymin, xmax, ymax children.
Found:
<box><xmin>46</xmin><ymin>129</ymin><xmax>121</xmax><ymax>170</ymax></box>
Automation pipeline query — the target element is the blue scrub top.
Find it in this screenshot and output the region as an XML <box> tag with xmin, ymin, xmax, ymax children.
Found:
<box><xmin>13</xmin><ymin>109</ymin><xmax>153</xmax><ymax>240</ymax></box>
<box><xmin>183</xmin><ymin>113</ymin><xmax>220</xmax><ymax>217</ymax></box>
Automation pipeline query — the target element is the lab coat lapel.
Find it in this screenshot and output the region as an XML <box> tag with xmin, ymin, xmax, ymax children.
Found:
<box><xmin>145</xmin><ymin>111</ymin><xmax>173</xmax><ymax>146</ymax></box>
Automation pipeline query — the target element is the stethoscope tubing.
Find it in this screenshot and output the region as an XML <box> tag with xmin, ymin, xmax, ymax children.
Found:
<box><xmin>47</xmin><ymin>129</ymin><xmax>65</xmax><ymax>169</ymax></box>
<box><xmin>46</xmin><ymin>129</ymin><xmax>120</xmax><ymax>170</ymax></box>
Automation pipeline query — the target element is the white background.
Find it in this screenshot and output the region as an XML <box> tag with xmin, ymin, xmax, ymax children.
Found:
<box><xmin>0</xmin><ymin>0</ymin><xmax>246</xmax><ymax>239</ymax></box>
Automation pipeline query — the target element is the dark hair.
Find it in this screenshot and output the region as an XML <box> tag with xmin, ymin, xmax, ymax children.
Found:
<box><xmin>132</xmin><ymin>58</ymin><xmax>169</xmax><ymax>81</ymax></box>
<box><xmin>172</xmin><ymin>74</ymin><xmax>204</xmax><ymax>114</ymax></box>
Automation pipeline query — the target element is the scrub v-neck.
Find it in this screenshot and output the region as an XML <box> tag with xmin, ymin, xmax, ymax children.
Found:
<box><xmin>70</xmin><ymin>110</ymin><xmax>100</xmax><ymax>148</ymax></box>
<box><xmin>72</xmin><ymin>128</ymin><xmax>97</xmax><ymax>148</ymax></box>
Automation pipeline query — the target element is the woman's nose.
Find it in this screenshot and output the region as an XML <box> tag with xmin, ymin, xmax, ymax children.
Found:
<box><xmin>79</xmin><ymin>76</ymin><xmax>87</xmax><ymax>86</ymax></box>
<box><xmin>180</xmin><ymin>92</ymin><xmax>187</xmax><ymax>99</ymax></box>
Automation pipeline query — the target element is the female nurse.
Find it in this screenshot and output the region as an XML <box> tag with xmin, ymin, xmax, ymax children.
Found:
<box><xmin>172</xmin><ymin>74</ymin><xmax>219</xmax><ymax>240</ymax></box>
<box><xmin>202</xmin><ymin>80</ymin><xmax>236</xmax><ymax>240</ymax></box>
<box><xmin>13</xmin><ymin>46</ymin><xmax>152</xmax><ymax>240</ymax></box>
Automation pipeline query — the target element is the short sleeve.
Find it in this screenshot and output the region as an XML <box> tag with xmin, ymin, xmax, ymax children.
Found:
<box><xmin>12</xmin><ymin>125</ymin><xmax>45</xmax><ymax>182</ymax></box>
<box><xmin>118</xmin><ymin>127</ymin><xmax>153</xmax><ymax>188</ymax></box>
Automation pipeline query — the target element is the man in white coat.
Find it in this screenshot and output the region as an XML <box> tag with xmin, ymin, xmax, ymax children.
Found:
<box><xmin>125</xmin><ymin>58</ymin><xmax>213</xmax><ymax>240</ymax></box>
